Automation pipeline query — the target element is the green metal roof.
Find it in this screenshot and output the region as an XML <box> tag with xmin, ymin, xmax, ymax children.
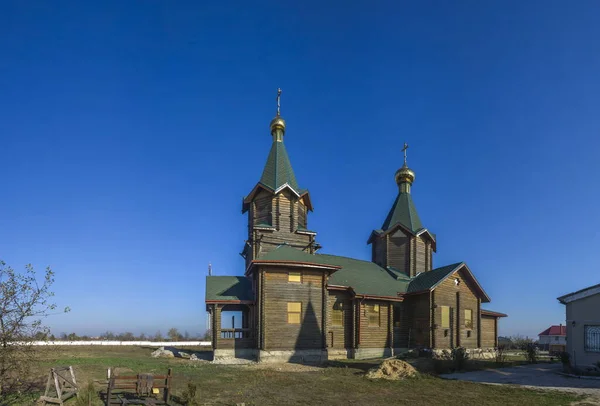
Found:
<box><xmin>205</xmin><ymin>276</ymin><xmax>253</xmax><ymax>301</ymax></box>
<box><xmin>381</xmin><ymin>192</ymin><xmax>423</xmax><ymax>233</ymax></box>
<box><xmin>255</xmin><ymin>245</ymin><xmax>410</xmax><ymax>298</ymax></box>
<box><xmin>248</xmin><ymin>245</ymin><xmax>484</xmax><ymax>300</ymax></box>
<box><xmin>407</xmin><ymin>263</ymin><xmax>462</xmax><ymax>293</ymax></box>
<box><xmin>259</xmin><ymin>141</ymin><xmax>301</xmax><ymax>194</ymax></box>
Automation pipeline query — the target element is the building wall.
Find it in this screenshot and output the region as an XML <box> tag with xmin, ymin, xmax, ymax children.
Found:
<box><xmin>432</xmin><ymin>269</ymin><xmax>479</xmax><ymax>349</ymax></box>
<box><xmin>566</xmin><ymin>293</ymin><xmax>600</xmax><ymax>367</ymax></box>
<box><xmin>481</xmin><ymin>316</ymin><xmax>496</xmax><ymax>348</ymax></box>
<box><xmin>388</xmin><ymin>229</ymin><xmax>409</xmax><ymax>274</ymax></box>
<box><xmin>402</xmin><ymin>293</ymin><xmax>430</xmax><ymax>348</ymax></box>
<box><xmin>247</xmin><ymin>190</ymin><xmax>313</xmax><ymax>268</ymax></box>
<box><xmin>262</xmin><ymin>267</ymin><xmax>324</xmax><ymax>350</ymax></box>
<box><xmin>358</xmin><ymin>300</ymin><xmax>390</xmax><ymax>348</ymax></box>
<box><xmin>327</xmin><ymin>291</ymin><xmax>353</xmax><ymax>349</ymax></box>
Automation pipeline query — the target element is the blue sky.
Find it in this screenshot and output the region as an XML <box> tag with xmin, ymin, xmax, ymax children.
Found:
<box><xmin>1</xmin><ymin>1</ymin><xmax>599</xmax><ymax>338</ymax></box>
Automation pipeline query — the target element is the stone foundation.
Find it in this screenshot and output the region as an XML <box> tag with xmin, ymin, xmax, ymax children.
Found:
<box><xmin>258</xmin><ymin>349</ymin><xmax>328</xmax><ymax>364</ymax></box>
<box><xmin>328</xmin><ymin>348</ymin><xmax>354</xmax><ymax>360</ymax></box>
<box><xmin>432</xmin><ymin>348</ymin><xmax>497</xmax><ymax>360</ymax></box>
<box><xmin>354</xmin><ymin>348</ymin><xmax>393</xmax><ymax>360</ymax></box>
<box><xmin>212</xmin><ymin>349</ymin><xmax>257</xmax><ymax>364</ymax></box>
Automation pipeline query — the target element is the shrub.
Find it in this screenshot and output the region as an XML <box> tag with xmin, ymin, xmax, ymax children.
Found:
<box><xmin>495</xmin><ymin>345</ymin><xmax>507</xmax><ymax>365</ymax></box>
<box><xmin>75</xmin><ymin>381</ymin><xmax>101</xmax><ymax>406</ymax></box>
<box><xmin>180</xmin><ymin>382</ymin><xmax>200</xmax><ymax>406</ymax></box>
<box><xmin>522</xmin><ymin>342</ymin><xmax>538</xmax><ymax>364</ymax></box>
<box><xmin>451</xmin><ymin>347</ymin><xmax>469</xmax><ymax>371</ymax></box>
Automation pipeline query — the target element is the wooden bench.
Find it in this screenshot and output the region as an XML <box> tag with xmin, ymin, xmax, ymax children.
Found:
<box><xmin>105</xmin><ymin>368</ymin><xmax>172</xmax><ymax>405</ymax></box>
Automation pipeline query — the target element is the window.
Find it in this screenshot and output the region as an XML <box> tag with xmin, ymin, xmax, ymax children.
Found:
<box><xmin>464</xmin><ymin>309</ymin><xmax>473</xmax><ymax>329</ymax></box>
<box><xmin>585</xmin><ymin>326</ymin><xmax>600</xmax><ymax>352</ymax></box>
<box><xmin>288</xmin><ymin>302</ymin><xmax>302</xmax><ymax>324</ymax></box>
<box><xmin>555</xmin><ymin>336</ymin><xmax>559</xmax><ymax>341</ymax></box>
<box><xmin>441</xmin><ymin>306</ymin><xmax>450</xmax><ymax>329</ymax></box>
<box><xmin>332</xmin><ymin>302</ymin><xmax>344</xmax><ymax>327</ymax></box>
<box><xmin>393</xmin><ymin>305</ymin><xmax>402</xmax><ymax>328</ymax></box>
<box><xmin>367</xmin><ymin>304</ymin><xmax>380</xmax><ymax>327</ymax></box>
<box><xmin>288</xmin><ymin>272</ymin><xmax>301</xmax><ymax>283</ymax></box>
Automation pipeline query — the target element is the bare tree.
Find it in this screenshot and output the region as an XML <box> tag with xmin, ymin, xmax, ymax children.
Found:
<box><xmin>0</xmin><ymin>261</ymin><xmax>69</xmax><ymax>394</ymax></box>
<box><xmin>167</xmin><ymin>328</ymin><xmax>181</xmax><ymax>342</ymax></box>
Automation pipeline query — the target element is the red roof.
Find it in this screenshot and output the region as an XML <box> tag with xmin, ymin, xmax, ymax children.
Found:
<box><xmin>539</xmin><ymin>325</ymin><xmax>566</xmax><ymax>336</ymax></box>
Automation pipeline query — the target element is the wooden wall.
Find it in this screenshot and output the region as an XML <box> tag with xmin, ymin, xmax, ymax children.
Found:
<box><xmin>247</xmin><ymin>190</ymin><xmax>314</xmax><ymax>268</ymax></box>
<box><xmin>358</xmin><ymin>300</ymin><xmax>390</xmax><ymax>348</ymax></box>
<box><xmin>372</xmin><ymin>236</ymin><xmax>387</xmax><ymax>268</ymax></box>
<box><xmin>432</xmin><ymin>269</ymin><xmax>479</xmax><ymax>349</ymax></box>
<box><xmin>481</xmin><ymin>316</ymin><xmax>496</xmax><ymax>348</ymax></box>
<box><xmin>402</xmin><ymin>293</ymin><xmax>431</xmax><ymax>348</ymax></box>
<box><xmin>388</xmin><ymin>230</ymin><xmax>409</xmax><ymax>274</ymax></box>
<box><xmin>262</xmin><ymin>267</ymin><xmax>324</xmax><ymax>350</ymax></box>
<box><xmin>327</xmin><ymin>291</ymin><xmax>353</xmax><ymax>349</ymax></box>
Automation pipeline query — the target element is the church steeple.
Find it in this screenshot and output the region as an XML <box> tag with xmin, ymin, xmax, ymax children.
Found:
<box><xmin>395</xmin><ymin>143</ymin><xmax>415</xmax><ymax>194</ymax></box>
<box><xmin>368</xmin><ymin>144</ymin><xmax>436</xmax><ymax>277</ymax></box>
<box><xmin>269</xmin><ymin>88</ymin><xmax>286</xmax><ymax>142</ymax></box>
<box><xmin>241</xmin><ymin>89</ymin><xmax>317</xmax><ymax>269</ymax></box>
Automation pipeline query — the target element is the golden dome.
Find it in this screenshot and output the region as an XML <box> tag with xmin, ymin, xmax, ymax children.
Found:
<box><xmin>395</xmin><ymin>164</ymin><xmax>415</xmax><ymax>185</ymax></box>
<box><xmin>270</xmin><ymin>115</ymin><xmax>286</xmax><ymax>134</ymax></box>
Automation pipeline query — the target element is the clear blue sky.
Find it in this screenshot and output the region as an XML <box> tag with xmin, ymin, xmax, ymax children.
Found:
<box><xmin>1</xmin><ymin>1</ymin><xmax>599</xmax><ymax>338</ymax></box>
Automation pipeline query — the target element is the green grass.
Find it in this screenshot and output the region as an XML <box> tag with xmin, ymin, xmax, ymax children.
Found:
<box><xmin>1</xmin><ymin>346</ymin><xmax>588</xmax><ymax>406</ymax></box>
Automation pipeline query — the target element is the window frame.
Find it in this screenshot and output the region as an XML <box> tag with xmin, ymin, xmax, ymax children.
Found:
<box><xmin>441</xmin><ymin>306</ymin><xmax>450</xmax><ymax>329</ymax></box>
<box><xmin>464</xmin><ymin>309</ymin><xmax>473</xmax><ymax>329</ymax></box>
<box><xmin>331</xmin><ymin>302</ymin><xmax>344</xmax><ymax>327</ymax></box>
<box><xmin>367</xmin><ymin>304</ymin><xmax>380</xmax><ymax>327</ymax></box>
<box><xmin>287</xmin><ymin>302</ymin><xmax>302</xmax><ymax>324</ymax></box>
<box><xmin>584</xmin><ymin>325</ymin><xmax>600</xmax><ymax>353</ymax></box>
<box><xmin>288</xmin><ymin>271</ymin><xmax>302</xmax><ymax>283</ymax></box>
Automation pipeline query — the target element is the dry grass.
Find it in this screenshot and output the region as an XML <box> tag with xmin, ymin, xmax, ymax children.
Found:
<box><xmin>1</xmin><ymin>346</ymin><xmax>587</xmax><ymax>405</ymax></box>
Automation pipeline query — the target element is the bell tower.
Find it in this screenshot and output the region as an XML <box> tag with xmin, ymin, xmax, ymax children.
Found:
<box><xmin>368</xmin><ymin>144</ymin><xmax>436</xmax><ymax>277</ymax></box>
<box><xmin>241</xmin><ymin>89</ymin><xmax>319</xmax><ymax>269</ymax></box>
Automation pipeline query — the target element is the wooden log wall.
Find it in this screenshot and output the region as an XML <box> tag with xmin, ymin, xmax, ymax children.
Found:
<box><xmin>327</xmin><ymin>291</ymin><xmax>353</xmax><ymax>349</ymax></box>
<box><xmin>481</xmin><ymin>316</ymin><xmax>496</xmax><ymax>348</ymax></box>
<box><xmin>388</xmin><ymin>229</ymin><xmax>409</xmax><ymax>274</ymax></box>
<box><xmin>262</xmin><ymin>267</ymin><xmax>324</xmax><ymax>350</ymax></box>
<box><xmin>358</xmin><ymin>300</ymin><xmax>390</xmax><ymax>348</ymax></box>
<box><xmin>432</xmin><ymin>269</ymin><xmax>479</xmax><ymax>349</ymax></box>
<box><xmin>249</xmin><ymin>191</ymin><xmax>313</xmax><ymax>260</ymax></box>
<box><xmin>403</xmin><ymin>293</ymin><xmax>430</xmax><ymax>348</ymax></box>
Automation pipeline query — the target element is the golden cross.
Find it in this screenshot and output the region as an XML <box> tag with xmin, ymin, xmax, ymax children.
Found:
<box><xmin>402</xmin><ymin>143</ymin><xmax>409</xmax><ymax>165</ymax></box>
<box><xmin>276</xmin><ymin>88</ymin><xmax>282</xmax><ymax>116</ymax></box>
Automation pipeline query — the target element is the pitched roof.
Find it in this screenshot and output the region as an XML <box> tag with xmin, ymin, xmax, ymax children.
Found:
<box><xmin>205</xmin><ymin>276</ymin><xmax>253</xmax><ymax>302</ymax></box>
<box><xmin>539</xmin><ymin>325</ymin><xmax>566</xmax><ymax>336</ymax></box>
<box><xmin>259</xmin><ymin>141</ymin><xmax>301</xmax><ymax>194</ymax></box>
<box><xmin>381</xmin><ymin>192</ymin><xmax>423</xmax><ymax>233</ymax></box>
<box><xmin>557</xmin><ymin>283</ymin><xmax>600</xmax><ymax>304</ymax></box>
<box><xmin>249</xmin><ymin>245</ymin><xmax>491</xmax><ymax>302</ymax></box>
<box><xmin>481</xmin><ymin>309</ymin><xmax>508</xmax><ymax>318</ymax></box>
<box><xmin>407</xmin><ymin>263</ymin><xmax>463</xmax><ymax>293</ymax></box>
<box><xmin>251</xmin><ymin>245</ymin><xmax>409</xmax><ymax>298</ymax></box>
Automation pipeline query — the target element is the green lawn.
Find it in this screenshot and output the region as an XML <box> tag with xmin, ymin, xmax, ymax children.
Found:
<box><xmin>2</xmin><ymin>346</ymin><xmax>588</xmax><ymax>406</ymax></box>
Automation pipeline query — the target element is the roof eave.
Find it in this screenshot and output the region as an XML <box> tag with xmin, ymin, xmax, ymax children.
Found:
<box><xmin>246</xmin><ymin>260</ymin><xmax>341</xmax><ymax>276</ymax></box>
<box><xmin>430</xmin><ymin>262</ymin><xmax>492</xmax><ymax>303</ymax></box>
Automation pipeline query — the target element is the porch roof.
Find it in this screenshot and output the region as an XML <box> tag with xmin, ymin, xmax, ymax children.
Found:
<box><xmin>206</xmin><ymin>276</ymin><xmax>254</xmax><ymax>302</ymax></box>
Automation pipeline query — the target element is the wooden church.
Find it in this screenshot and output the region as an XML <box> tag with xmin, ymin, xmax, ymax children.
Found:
<box><xmin>205</xmin><ymin>91</ymin><xmax>506</xmax><ymax>362</ymax></box>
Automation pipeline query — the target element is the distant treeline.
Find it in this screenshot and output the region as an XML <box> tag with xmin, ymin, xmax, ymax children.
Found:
<box><xmin>34</xmin><ymin>328</ymin><xmax>211</xmax><ymax>342</ymax></box>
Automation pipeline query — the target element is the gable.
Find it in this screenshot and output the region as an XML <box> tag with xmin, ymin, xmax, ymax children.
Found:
<box><xmin>408</xmin><ymin>262</ymin><xmax>491</xmax><ymax>303</ymax></box>
<box><xmin>558</xmin><ymin>283</ymin><xmax>600</xmax><ymax>304</ymax></box>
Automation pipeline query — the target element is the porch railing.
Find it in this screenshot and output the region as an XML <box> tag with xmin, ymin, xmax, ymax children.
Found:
<box><xmin>220</xmin><ymin>328</ymin><xmax>253</xmax><ymax>339</ymax></box>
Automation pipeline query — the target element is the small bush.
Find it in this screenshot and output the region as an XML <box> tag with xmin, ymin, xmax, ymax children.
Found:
<box><xmin>522</xmin><ymin>342</ymin><xmax>538</xmax><ymax>364</ymax></box>
<box><xmin>495</xmin><ymin>345</ymin><xmax>507</xmax><ymax>365</ymax></box>
<box><xmin>75</xmin><ymin>381</ymin><xmax>102</xmax><ymax>406</ymax></box>
<box><xmin>559</xmin><ymin>351</ymin><xmax>570</xmax><ymax>365</ymax></box>
<box><xmin>451</xmin><ymin>347</ymin><xmax>469</xmax><ymax>371</ymax></box>
<box><xmin>180</xmin><ymin>382</ymin><xmax>200</xmax><ymax>406</ymax></box>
